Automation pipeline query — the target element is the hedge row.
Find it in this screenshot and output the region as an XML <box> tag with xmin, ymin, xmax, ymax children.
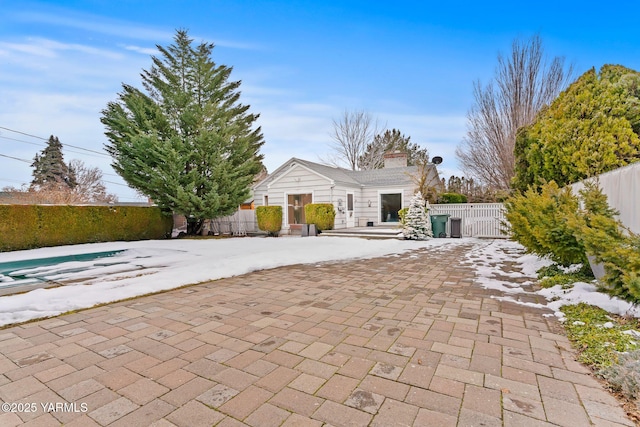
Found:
<box><xmin>0</xmin><ymin>205</ymin><xmax>173</xmax><ymax>251</ymax></box>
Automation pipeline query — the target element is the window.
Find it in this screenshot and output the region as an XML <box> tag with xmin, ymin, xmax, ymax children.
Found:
<box><xmin>380</xmin><ymin>193</ymin><xmax>402</xmax><ymax>222</ymax></box>
<box><xmin>347</xmin><ymin>193</ymin><xmax>354</xmax><ymax>211</ymax></box>
<box><xmin>264</xmin><ymin>195</ymin><xmax>269</xmax><ymax>206</ymax></box>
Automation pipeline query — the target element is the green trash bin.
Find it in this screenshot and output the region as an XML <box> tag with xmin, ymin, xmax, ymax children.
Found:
<box><xmin>430</xmin><ymin>214</ymin><xmax>450</xmax><ymax>238</ymax></box>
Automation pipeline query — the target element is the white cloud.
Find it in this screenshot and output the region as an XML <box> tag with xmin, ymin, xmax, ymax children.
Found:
<box><xmin>11</xmin><ymin>10</ymin><xmax>260</xmax><ymax>51</ymax></box>
<box><xmin>122</xmin><ymin>45</ymin><xmax>159</xmax><ymax>56</ymax></box>
<box><xmin>11</xmin><ymin>10</ymin><xmax>174</xmax><ymax>43</ymax></box>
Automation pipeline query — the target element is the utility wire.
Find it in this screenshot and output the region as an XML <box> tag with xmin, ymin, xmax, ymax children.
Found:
<box><xmin>102</xmin><ymin>179</ymin><xmax>131</xmax><ymax>188</ymax></box>
<box><xmin>0</xmin><ymin>126</ymin><xmax>110</xmax><ymax>157</ymax></box>
<box><xmin>0</xmin><ymin>135</ymin><xmax>108</xmax><ymax>160</ymax></box>
<box><xmin>0</xmin><ymin>153</ymin><xmax>31</xmax><ymax>163</ymax></box>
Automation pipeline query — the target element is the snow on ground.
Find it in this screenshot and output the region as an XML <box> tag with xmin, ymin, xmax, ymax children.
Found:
<box><xmin>463</xmin><ymin>239</ymin><xmax>640</xmax><ymax>319</ymax></box>
<box><xmin>0</xmin><ymin>236</ymin><xmax>470</xmax><ymax>326</ymax></box>
<box><xmin>0</xmin><ymin>236</ymin><xmax>636</xmax><ymax>327</ymax></box>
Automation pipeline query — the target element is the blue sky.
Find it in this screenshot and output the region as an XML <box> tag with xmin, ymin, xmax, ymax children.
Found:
<box><xmin>1</xmin><ymin>1</ymin><xmax>639</xmax><ymax>201</ymax></box>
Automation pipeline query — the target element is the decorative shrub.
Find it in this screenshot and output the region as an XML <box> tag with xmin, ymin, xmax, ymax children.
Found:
<box><xmin>0</xmin><ymin>205</ymin><xmax>172</xmax><ymax>251</ymax></box>
<box><xmin>256</xmin><ymin>206</ymin><xmax>282</xmax><ymax>236</ymax></box>
<box><xmin>438</xmin><ymin>192</ymin><xmax>468</xmax><ymax>204</ymax></box>
<box><xmin>402</xmin><ymin>192</ymin><xmax>432</xmax><ymax>240</ymax></box>
<box><xmin>503</xmin><ymin>181</ymin><xmax>587</xmax><ymax>266</ymax></box>
<box><xmin>398</xmin><ymin>208</ymin><xmax>408</xmax><ymax>225</ymax></box>
<box><xmin>304</xmin><ymin>203</ymin><xmax>335</xmax><ymax>232</ymax></box>
<box><xmin>568</xmin><ymin>181</ymin><xmax>640</xmax><ymax>302</ymax></box>
<box><xmin>600</xmin><ymin>350</ymin><xmax>640</xmax><ymax>401</ymax></box>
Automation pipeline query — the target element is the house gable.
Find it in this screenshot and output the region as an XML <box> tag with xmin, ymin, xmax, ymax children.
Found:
<box><xmin>266</xmin><ymin>161</ymin><xmax>334</xmax><ymax>189</ymax></box>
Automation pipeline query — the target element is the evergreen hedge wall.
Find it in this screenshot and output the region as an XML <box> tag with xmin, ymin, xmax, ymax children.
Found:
<box><xmin>0</xmin><ymin>205</ymin><xmax>173</xmax><ymax>251</ymax></box>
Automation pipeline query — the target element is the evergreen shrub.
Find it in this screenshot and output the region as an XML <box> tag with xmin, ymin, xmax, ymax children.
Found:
<box><xmin>304</xmin><ymin>203</ymin><xmax>335</xmax><ymax>232</ymax></box>
<box><xmin>504</xmin><ymin>181</ymin><xmax>587</xmax><ymax>266</ymax></box>
<box><xmin>398</xmin><ymin>208</ymin><xmax>408</xmax><ymax>225</ymax></box>
<box><xmin>256</xmin><ymin>206</ymin><xmax>282</xmax><ymax>236</ymax></box>
<box><xmin>402</xmin><ymin>192</ymin><xmax>432</xmax><ymax>240</ymax></box>
<box><xmin>568</xmin><ymin>182</ymin><xmax>640</xmax><ymax>302</ymax></box>
<box><xmin>0</xmin><ymin>205</ymin><xmax>172</xmax><ymax>251</ymax></box>
<box><xmin>438</xmin><ymin>192</ymin><xmax>468</xmax><ymax>203</ymax></box>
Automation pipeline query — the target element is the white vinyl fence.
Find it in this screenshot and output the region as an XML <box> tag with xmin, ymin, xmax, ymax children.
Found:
<box><xmin>429</xmin><ymin>203</ymin><xmax>508</xmax><ymax>238</ymax></box>
<box><xmin>569</xmin><ymin>162</ymin><xmax>640</xmax><ymax>235</ymax></box>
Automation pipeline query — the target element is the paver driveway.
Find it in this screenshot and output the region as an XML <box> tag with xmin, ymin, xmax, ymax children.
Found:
<box><xmin>0</xmin><ymin>241</ymin><xmax>634</xmax><ymax>426</ymax></box>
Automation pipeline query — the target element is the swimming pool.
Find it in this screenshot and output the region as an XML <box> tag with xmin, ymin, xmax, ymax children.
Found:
<box><xmin>0</xmin><ymin>250</ymin><xmax>124</xmax><ymax>294</ymax></box>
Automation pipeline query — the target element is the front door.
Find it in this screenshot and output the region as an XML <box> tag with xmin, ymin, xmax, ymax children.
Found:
<box><xmin>346</xmin><ymin>192</ymin><xmax>355</xmax><ymax>228</ymax></box>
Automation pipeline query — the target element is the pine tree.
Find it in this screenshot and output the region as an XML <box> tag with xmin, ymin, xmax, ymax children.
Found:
<box><xmin>31</xmin><ymin>135</ymin><xmax>76</xmax><ymax>190</ymax></box>
<box><xmin>101</xmin><ymin>30</ymin><xmax>264</xmax><ymax>234</ymax></box>
<box><xmin>402</xmin><ymin>192</ymin><xmax>432</xmax><ymax>240</ymax></box>
<box><xmin>359</xmin><ymin>129</ymin><xmax>429</xmax><ymax>170</ymax></box>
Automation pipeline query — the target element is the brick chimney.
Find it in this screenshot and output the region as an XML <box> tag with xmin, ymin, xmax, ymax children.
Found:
<box><xmin>383</xmin><ymin>151</ymin><xmax>408</xmax><ymax>168</ymax></box>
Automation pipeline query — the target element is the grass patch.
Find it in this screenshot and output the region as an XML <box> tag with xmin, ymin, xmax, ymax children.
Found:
<box><xmin>562</xmin><ymin>303</ymin><xmax>640</xmax><ymax>411</ymax></box>
<box><xmin>537</xmin><ymin>263</ymin><xmax>594</xmax><ymax>289</ymax></box>
<box><xmin>561</xmin><ymin>303</ymin><xmax>640</xmax><ymax>368</ymax></box>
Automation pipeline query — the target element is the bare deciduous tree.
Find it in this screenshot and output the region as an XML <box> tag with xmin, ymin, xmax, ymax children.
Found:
<box><xmin>409</xmin><ymin>161</ymin><xmax>443</xmax><ymax>203</ymax></box>
<box><xmin>456</xmin><ymin>35</ymin><xmax>573</xmax><ymax>190</ymax></box>
<box><xmin>324</xmin><ymin>110</ymin><xmax>384</xmax><ymax>170</ymax></box>
<box><xmin>68</xmin><ymin>160</ymin><xmax>118</xmax><ymax>203</ymax></box>
<box><xmin>2</xmin><ymin>161</ymin><xmax>118</xmax><ymax>204</ymax></box>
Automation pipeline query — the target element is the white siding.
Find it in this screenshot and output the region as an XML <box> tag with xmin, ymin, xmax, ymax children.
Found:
<box><xmin>254</xmin><ymin>164</ymin><xmax>362</xmax><ymax>230</ymax></box>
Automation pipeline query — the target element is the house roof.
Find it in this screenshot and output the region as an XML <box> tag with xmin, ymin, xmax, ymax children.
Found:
<box><xmin>344</xmin><ymin>166</ymin><xmax>419</xmax><ymax>186</ymax></box>
<box><xmin>255</xmin><ymin>157</ymin><xmax>439</xmax><ymax>189</ymax></box>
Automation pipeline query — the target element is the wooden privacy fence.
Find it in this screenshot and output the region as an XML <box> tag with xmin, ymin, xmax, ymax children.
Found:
<box><xmin>207</xmin><ymin>210</ymin><xmax>258</xmax><ymax>236</ymax></box>
<box><xmin>429</xmin><ymin>203</ymin><xmax>508</xmax><ymax>238</ymax></box>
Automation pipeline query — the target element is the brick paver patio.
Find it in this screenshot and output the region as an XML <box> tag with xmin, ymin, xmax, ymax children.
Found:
<box><xmin>0</xmin><ymin>241</ymin><xmax>634</xmax><ymax>426</ymax></box>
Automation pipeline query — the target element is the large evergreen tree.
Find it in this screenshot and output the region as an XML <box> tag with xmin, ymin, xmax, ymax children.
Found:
<box><xmin>513</xmin><ymin>65</ymin><xmax>640</xmax><ymax>191</ymax></box>
<box><xmin>101</xmin><ymin>30</ymin><xmax>264</xmax><ymax>233</ymax></box>
<box><xmin>31</xmin><ymin>135</ymin><xmax>76</xmax><ymax>190</ymax></box>
<box><xmin>359</xmin><ymin>129</ymin><xmax>428</xmax><ymax>170</ymax></box>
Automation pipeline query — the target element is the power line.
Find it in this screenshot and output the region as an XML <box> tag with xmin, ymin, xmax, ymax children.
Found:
<box><xmin>0</xmin><ymin>126</ymin><xmax>110</xmax><ymax>158</ymax></box>
<box><xmin>0</xmin><ymin>135</ymin><xmax>44</xmax><ymax>147</ymax></box>
<box><xmin>0</xmin><ymin>135</ymin><xmax>109</xmax><ymax>161</ymax></box>
<box><xmin>102</xmin><ymin>179</ymin><xmax>132</xmax><ymax>188</ymax></box>
<box><xmin>0</xmin><ymin>178</ymin><xmax>27</xmax><ymax>184</ymax></box>
<box><xmin>0</xmin><ymin>153</ymin><xmax>31</xmax><ymax>163</ymax></box>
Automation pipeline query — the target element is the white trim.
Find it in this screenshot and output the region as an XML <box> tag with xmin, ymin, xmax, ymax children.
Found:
<box><xmin>346</xmin><ymin>191</ymin><xmax>355</xmax><ymax>228</ymax></box>
<box><xmin>267</xmin><ymin>162</ymin><xmax>333</xmax><ymax>189</ymax></box>
<box><xmin>377</xmin><ymin>188</ymin><xmax>404</xmax><ymax>224</ymax></box>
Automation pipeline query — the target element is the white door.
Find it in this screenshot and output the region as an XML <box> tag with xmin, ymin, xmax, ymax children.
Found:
<box><xmin>346</xmin><ymin>192</ymin><xmax>355</xmax><ymax>228</ymax></box>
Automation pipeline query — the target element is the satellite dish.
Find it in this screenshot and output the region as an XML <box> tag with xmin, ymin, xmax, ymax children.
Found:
<box><xmin>431</xmin><ymin>156</ymin><xmax>443</xmax><ymax>165</ymax></box>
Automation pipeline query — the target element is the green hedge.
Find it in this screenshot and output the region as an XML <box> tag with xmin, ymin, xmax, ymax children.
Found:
<box><xmin>304</xmin><ymin>203</ymin><xmax>335</xmax><ymax>231</ymax></box>
<box><xmin>438</xmin><ymin>192</ymin><xmax>468</xmax><ymax>204</ymax></box>
<box><xmin>0</xmin><ymin>205</ymin><xmax>173</xmax><ymax>252</ymax></box>
<box><xmin>504</xmin><ymin>181</ymin><xmax>586</xmax><ymax>266</ymax></box>
<box><xmin>256</xmin><ymin>206</ymin><xmax>282</xmax><ymax>236</ymax></box>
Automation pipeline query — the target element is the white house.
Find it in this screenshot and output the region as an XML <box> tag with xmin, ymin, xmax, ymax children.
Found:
<box><xmin>253</xmin><ymin>152</ymin><xmax>440</xmax><ymax>233</ymax></box>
